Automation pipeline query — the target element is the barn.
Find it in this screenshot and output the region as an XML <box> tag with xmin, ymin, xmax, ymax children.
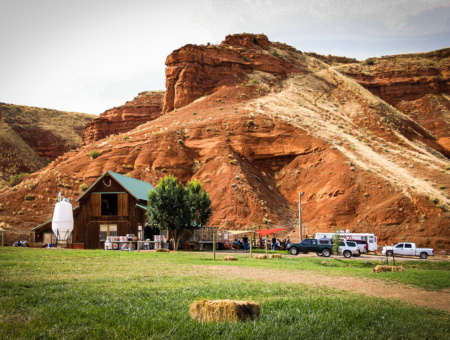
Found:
<box><xmin>31</xmin><ymin>171</ymin><xmax>156</xmax><ymax>249</ymax></box>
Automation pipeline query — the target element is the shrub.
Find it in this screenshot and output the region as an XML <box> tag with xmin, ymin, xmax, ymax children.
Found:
<box><xmin>365</xmin><ymin>59</ymin><xmax>375</xmax><ymax>65</ymax></box>
<box><xmin>430</xmin><ymin>197</ymin><xmax>440</xmax><ymax>204</ymax></box>
<box><xmin>229</xmin><ymin>160</ymin><xmax>237</xmax><ymax>165</ymax></box>
<box><xmin>178</xmin><ymin>139</ymin><xmax>184</xmax><ymax>144</ymax></box>
<box><xmin>25</xmin><ymin>195</ymin><xmax>35</xmax><ymax>201</ymax></box>
<box><xmin>272</xmin><ymin>50</ymin><xmax>280</xmax><ymax>57</ymax></box>
<box><xmin>89</xmin><ymin>150</ymin><xmax>101</xmax><ymax>159</ymax></box>
<box><xmin>243</xmin><ymin>56</ymin><xmax>249</xmax><ymax>62</ymax></box>
<box><xmin>250</xmin><ymin>79</ymin><xmax>259</xmax><ymax>84</ymax></box>
<box><xmin>122</xmin><ymin>164</ymin><xmax>134</xmax><ymax>170</ymax></box>
<box><xmin>79</xmin><ymin>183</ymin><xmax>88</xmax><ymax>191</ymax></box>
<box><xmin>8</xmin><ymin>173</ymin><xmax>30</xmax><ymax>187</ymax></box>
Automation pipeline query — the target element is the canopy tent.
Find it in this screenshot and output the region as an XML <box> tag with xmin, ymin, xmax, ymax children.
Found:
<box><xmin>226</xmin><ymin>230</ymin><xmax>259</xmax><ymax>235</ymax></box>
<box><xmin>256</xmin><ymin>227</ymin><xmax>293</xmax><ymax>237</ymax></box>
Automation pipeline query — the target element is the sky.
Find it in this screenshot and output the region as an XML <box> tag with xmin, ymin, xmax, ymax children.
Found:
<box><xmin>1</xmin><ymin>0</ymin><xmax>449</xmax><ymax>115</ymax></box>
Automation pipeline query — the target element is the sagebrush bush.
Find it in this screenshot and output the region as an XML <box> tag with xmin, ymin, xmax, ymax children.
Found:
<box><xmin>8</xmin><ymin>173</ymin><xmax>30</xmax><ymax>187</ymax></box>
<box><xmin>89</xmin><ymin>150</ymin><xmax>101</xmax><ymax>159</ymax></box>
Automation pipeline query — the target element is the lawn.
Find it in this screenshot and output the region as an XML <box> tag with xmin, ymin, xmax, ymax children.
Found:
<box><xmin>0</xmin><ymin>248</ymin><xmax>448</xmax><ymax>339</ymax></box>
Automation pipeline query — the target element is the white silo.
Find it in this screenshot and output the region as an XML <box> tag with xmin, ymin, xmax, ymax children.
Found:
<box><xmin>52</xmin><ymin>193</ymin><xmax>74</xmax><ymax>242</ymax></box>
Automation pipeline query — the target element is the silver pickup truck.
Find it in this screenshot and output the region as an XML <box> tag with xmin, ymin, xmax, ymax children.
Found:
<box><xmin>382</xmin><ymin>242</ymin><xmax>434</xmax><ymax>259</ymax></box>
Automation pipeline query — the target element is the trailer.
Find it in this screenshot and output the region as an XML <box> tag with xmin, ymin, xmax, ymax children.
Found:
<box><xmin>315</xmin><ymin>231</ymin><xmax>378</xmax><ymax>252</ymax></box>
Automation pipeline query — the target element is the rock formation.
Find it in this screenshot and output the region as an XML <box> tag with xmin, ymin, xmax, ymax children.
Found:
<box><xmin>0</xmin><ymin>34</ymin><xmax>448</xmax><ymax>248</ymax></box>
<box><xmin>0</xmin><ymin>103</ymin><xmax>95</xmax><ymax>187</ymax></box>
<box><xmin>163</xmin><ymin>33</ymin><xmax>299</xmax><ymax>113</ymax></box>
<box><xmin>337</xmin><ymin>48</ymin><xmax>450</xmax><ymax>155</ymax></box>
<box><xmin>82</xmin><ymin>91</ymin><xmax>164</xmax><ymax>144</ymax></box>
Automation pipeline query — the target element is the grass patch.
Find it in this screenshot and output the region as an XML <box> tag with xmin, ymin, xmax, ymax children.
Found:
<box><xmin>0</xmin><ymin>249</ymin><xmax>448</xmax><ymax>339</ymax></box>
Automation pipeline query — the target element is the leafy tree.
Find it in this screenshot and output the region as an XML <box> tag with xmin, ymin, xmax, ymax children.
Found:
<box><xmin>146</xmin><ymin>175</ymin><xmax>212</xmax><ymax>250</ymax></box>
<box><xmin>332</xmin><ymin>228</ymin><xmax>341</xmax><ymax>256</ymax></box>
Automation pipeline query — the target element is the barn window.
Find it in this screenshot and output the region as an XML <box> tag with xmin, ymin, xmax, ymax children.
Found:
<box><xmin>101</xmin><ymin>194</ymin><xmax>118</xmax><ymax>216</ymax></box>
<box><xmin>91</xmin><ymin>192</ymin><xmax>128</xmax><ymax>217</ymax></box>
<box><xmin>100</xmin><ymin>224</ymin><xmax>117</xmax><ymax>241</ymax></box>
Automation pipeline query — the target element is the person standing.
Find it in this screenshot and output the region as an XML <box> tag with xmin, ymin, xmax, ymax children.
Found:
<box><xmin>243</xmin><ymin>235</ymin><xmax>249</xmax><ymax>252</ymax></box>
<box><xmin>271</xmin><ymin>236</ymin><xmax>276</xmax><ymax>251</ymax></box>
<box><xmin>286</xmin><ymin>236</ymin><xmax>291</xmax><ymax>246</ymax></box>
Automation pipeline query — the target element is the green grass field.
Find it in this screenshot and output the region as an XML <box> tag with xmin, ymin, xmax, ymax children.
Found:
<box><xmin>0</xmin><ymin>248</ymin><xmax>448</xmax><ymax>339</ymax></box>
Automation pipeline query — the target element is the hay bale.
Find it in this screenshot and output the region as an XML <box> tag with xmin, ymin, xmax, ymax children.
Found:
<box><xmin>270</xmin><ymin>254</ymin><xmax>282</xmax><ymax>259</ymax></box>
<box><xmin>254</xmin><ymin>254</ymin><xmax>268</xmax><ymax>259</ymax></box>
<box><xmin>156</xmin><ymin>248</ymin><xmax>170</xmax><ymax>253</ymax></box>
<box><xmin>223</xmin><ymin>256</ymin><xmax>238</xmax><ymax>261</ymax></box>
<box><xmin>190</xmin><ymin>299</ymin><xmax>260</xmax><ymax>323</ymax></box>
<box><xmin>373</xmin><ymin>265</ymin><xmax>406</xmax><ymax>273</ymax></box>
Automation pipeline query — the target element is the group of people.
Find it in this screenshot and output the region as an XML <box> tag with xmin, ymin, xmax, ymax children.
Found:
<box><xmin>234</xmin><ymin>235</ymin><xmax>292</xmax><ymax>251</ymax></box>
<box><xmin>267</xmin><ymin>236</ymin><xmax>291</xmax><ymax>250</ymax></box>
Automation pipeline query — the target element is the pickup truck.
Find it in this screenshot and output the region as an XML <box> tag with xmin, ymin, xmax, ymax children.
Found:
<box><xmin>287</xmin><ymin>238</ymin><xmax>333</xmax><ymax>257</ymax></box>
<box><xmin>382</xmin><ymin>242</ymin><xmax>434</xmax><ymax>259</ymax></box>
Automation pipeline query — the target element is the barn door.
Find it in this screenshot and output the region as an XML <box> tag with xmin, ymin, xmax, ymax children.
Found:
<box><xmin>118</xmin><ymin>193</ymin><xmax>128</xmax><ymax>216</ymax></box>
<box><xmin>90</xmin><ymin>193</ymin><xmax>101</xmax><ymax>216</ymax></box>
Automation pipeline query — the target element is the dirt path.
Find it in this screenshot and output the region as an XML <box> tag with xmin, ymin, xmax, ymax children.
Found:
<box><xmin>194</xmin><ymin>265</ymin><xmax>450</xmax><ymax>312</ymax></box>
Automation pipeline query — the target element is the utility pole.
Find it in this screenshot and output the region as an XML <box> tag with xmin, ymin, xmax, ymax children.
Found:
<box><xmin>299</xmin><ymin>192</ymin><xmax>304</xmax><ymax>241</ymax></box>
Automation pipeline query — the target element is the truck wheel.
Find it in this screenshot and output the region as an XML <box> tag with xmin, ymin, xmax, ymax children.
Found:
<box><xmin>420</xmin><ymin>252</ymin><xmax>428</xmax><ymax>259</ymax></box>
<box><xmin>343</xmin><ymin>250</ymin><xmax>352</xmax><ymax>258</ymax></box>
<box><xmin>289</xmin><ymin>247</ymin><xmax>298</xmax><ymax>256</ymax></box>
<box><xmin>322</xmin><ymin>249</ymin><xmax>331</xmax><ymax>257</ymax></box>
<box><xmin>386</xmin><ymin>250</ymin><xmax>393</xmax><ymax>257</ymax></box>
<box><xmin>316</xmin><ymin>251</ymin><xmax>323</xmax><ymax>256</ymax></box>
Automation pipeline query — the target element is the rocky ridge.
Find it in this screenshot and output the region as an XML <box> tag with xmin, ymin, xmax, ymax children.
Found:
<box><xmin>337</xmin><ymin>49</ymin><xmax>450</xmax><ymax>155</ymax></box>
<box><xmin>82</xmin><ymin>91</ymin><xmax>164</xmax><ymax>144</ymax></box>
<box><xmin>0</xmin><ymin>103</ymin><xmax>95</xmax><ymax>187</ymax></box>
<box><xmin>0</xmin><ymin>34</ymin><xmax>448</xmax><ymax>248</ymax></box>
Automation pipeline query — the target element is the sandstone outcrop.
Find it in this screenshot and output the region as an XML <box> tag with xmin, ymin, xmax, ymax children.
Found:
<box><xmin>163</xmin><ymin>33</ymin><xmax>301</xmax><ymax>113</ymax></box>
<box><xmin>0</xmin><ymin>34</ymin><xmax>448</xmax><ymax>249</ymax></box>
<box><xmin>82</xmin><ymin>91</ymin><xmax>164</xmax><ymax>144</ymax></box>
<box><xmin>337</xmin><ymin>49</ymin><xmax>450</xmax><ymax>155</ymax></box>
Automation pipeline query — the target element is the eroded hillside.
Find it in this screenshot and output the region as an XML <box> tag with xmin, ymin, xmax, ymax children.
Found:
<box><xmin>0</xmin><ymin>104</ymin><xmax>95</xmax><ymax>187</ymax></box>
<box><xmin>0</xmin><ymin>34</ymin><xmax>448</xmax><ymax>247</ymax></box>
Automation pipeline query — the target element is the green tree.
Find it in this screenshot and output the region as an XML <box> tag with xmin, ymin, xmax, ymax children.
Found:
<box><xmin>332</xmin><ymin>228</ymin><xmax>341</xmax><ymax>256</ymax></box>
<box><xmin>146</xmin><ymin>175</ymin><xmax>212</xmax><ymax>250</ymax></box>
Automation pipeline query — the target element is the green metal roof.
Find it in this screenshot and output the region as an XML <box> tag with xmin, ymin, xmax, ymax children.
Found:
<box><xmin>136</xmin><ymin>203</ymin><xmax>147</xmax><ymax>211</ymax></box>
<box><xmin>31</xmin><ymin>219</ymin><xmax>51</xmax><ymax>231</ymax></box>
<box><xmin>108</xmin><ymin>171</ymin><xmax>155</xmax><ymax>201</ymax></box>
<box><xmin>77</xmin><ymin>171</ymin><xmax>155</xmax><ymax>202</ymax></box>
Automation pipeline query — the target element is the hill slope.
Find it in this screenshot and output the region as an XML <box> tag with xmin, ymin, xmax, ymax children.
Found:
<box><xmin>0</xmin><ymin>34</ymin><xmax>448</xmax><ymax>248</ymax></box>
<box><xmin>0</xmin><ymin>104</ymin><xmax>95</xmax><ymax>187</ymax></box>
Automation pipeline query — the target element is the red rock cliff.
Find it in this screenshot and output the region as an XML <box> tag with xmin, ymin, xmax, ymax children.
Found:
<box><xmin>337</xmin><ymin>49</ymin><xmax>450</xmax><ymax>154</ymax></box>
<box><xmin>163</xmin><ymin>33</ymin><xmax>301</xmax><ymax>113</ymax></box>
<box><xmin>82</xmin><ymin>91</ymin><xmax>164</xmax><ymax>144</ymax></box>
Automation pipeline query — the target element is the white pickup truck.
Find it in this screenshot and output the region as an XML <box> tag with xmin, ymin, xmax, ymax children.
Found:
<box><xmin>382</xmin><ymin>242</ymin><xmax>434</xmax><ymax>259</ymax></box>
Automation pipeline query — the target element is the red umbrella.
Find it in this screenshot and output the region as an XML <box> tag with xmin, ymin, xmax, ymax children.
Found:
<box><xmin>256</xmin><ymin>227</ymin><xmax>292</xmax><ymax>236</ymax></box>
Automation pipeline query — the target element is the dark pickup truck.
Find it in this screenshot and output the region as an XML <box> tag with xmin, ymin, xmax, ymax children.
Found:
<box><xmin>286</xmin><ymin>238</ymin><xmax>333</xmax><ymax>257</ymax></box>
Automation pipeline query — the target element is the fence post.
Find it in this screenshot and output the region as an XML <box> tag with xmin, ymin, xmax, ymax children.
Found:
<box><xmin>385</xmin><ymin>244</ymin><xmax>389</xmax><ymax>265</ymax></box>
<box><xmin>213</xmin><ymin>232</ymin><xmax>216</xmax><ymax>261</ymax></box>
<box><xmin>392</xmin><ymin>244</ymin><xmax>395</xmax><ymax>266</ymax></box>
